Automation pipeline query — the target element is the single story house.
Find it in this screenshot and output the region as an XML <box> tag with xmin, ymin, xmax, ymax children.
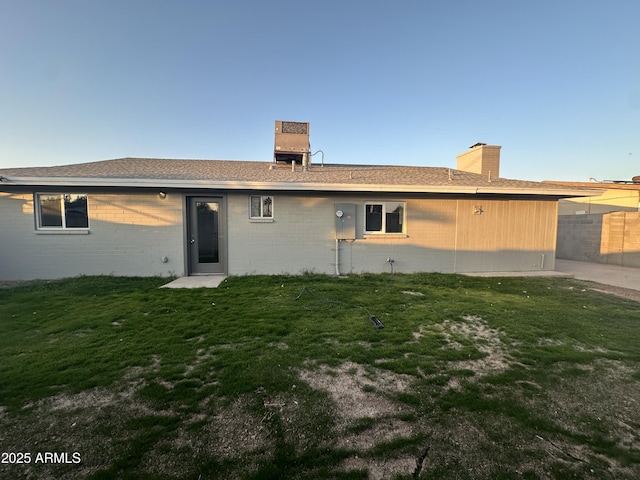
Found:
<box><xmin>0</xmin><ymin>140</ymin><xmax>597</xmax><ymax>281</ymax></box>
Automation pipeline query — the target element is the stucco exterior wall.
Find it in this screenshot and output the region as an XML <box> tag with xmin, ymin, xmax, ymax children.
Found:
<box><xmin>558</xmin><ymin>188</ymin><xmax>640</xmax><ymax>215</ymax></box>
<box><xmin>0</xmin><ymin>191</ymin><xmax>184</xmax><ymax>280</ymax></box>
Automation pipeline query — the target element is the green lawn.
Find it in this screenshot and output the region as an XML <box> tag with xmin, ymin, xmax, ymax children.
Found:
<box><xmin>1</xmin><ymin>273</ymin><xmax>639</xmax><ymax>479</ymax></box>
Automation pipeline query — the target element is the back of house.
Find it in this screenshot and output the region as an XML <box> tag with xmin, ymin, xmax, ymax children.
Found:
<box><xmin>0</xmin><ymin>124</ymin><xmax>597</xmax><ymax>280</ymax></box>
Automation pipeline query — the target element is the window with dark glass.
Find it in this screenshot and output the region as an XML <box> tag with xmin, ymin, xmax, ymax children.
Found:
<box><xmin>364</xmin><ymin>202</ymin><xmax>404</xmax><ymax>234</ymax></box>
<box><xmin>36</xmin><ymin>194</ymin><xmax>89</xmax><ymax>229</ymax></box>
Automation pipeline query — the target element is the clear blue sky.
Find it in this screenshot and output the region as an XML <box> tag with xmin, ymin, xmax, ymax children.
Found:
<box><xmin>1</xmin><ymin>0</ymin><xmax>638</xmax><ymax>181</ymax></box>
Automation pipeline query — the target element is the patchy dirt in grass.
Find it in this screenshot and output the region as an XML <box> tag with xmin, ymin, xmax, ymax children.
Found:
<box><xmin>427</xmin><ymin>314</ymin><xmax>513</xmax><ymax>388</ymax></box>
<box><xmin>6</xmin><ymin>363</ymin><xmax>637</xmax><ymax>480</ymax></box>
<box><xmin>2</xmin><ymin>336</ymin><xmax>640</xmax><ymax>479</ymax></box>
<box><xmin>540</xmin><ymin>359</ymin><xmax>640</xmax><ymax>473</ymax></box>
<box><xmin>298</xmin><ymin>361</ymin><xmax>412</xmax><ymax>419</ymax></box>
<box><xmin>0</xmin><ymin>386</ymin><xmax>152</xmax><ymax>479</ymax></box>
<box><xmin>401</xmin><ymin>290</ymin><xmax>425</xmax><ymax>296</ymax></box>
<box><xmin>298</xmin><ymin>361</ymin><xmax>421</xmax><ymax>478</ymax></box>
<box><xmin>340</xmin><ymin>456</ymin><xmax>417</xmax><ymax>480</ymax></box>
<box><xmin>138</xmin><ymin>395</ymin><xmax>273</xmax><ymax>479</ymax></box>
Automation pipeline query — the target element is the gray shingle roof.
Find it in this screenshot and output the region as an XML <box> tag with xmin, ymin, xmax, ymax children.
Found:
<box><xmin>0</xmin><ymin>157</ymin><xmax>597</xmax><ymax>197</ymax></box>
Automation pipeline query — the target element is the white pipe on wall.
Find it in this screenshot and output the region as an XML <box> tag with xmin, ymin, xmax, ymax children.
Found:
<box><xmin>335</xmin><ymin>239</ymin><xmax>341</xmax><ymax>276</ymax></box>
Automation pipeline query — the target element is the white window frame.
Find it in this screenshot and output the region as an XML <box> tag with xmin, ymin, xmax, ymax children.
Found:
<box><xmin>249</xmin><ymin>195</ymin><xmax>274</xmax><ymax>220</ymax></box>
<box><xmin>364</xmin><ymin>201</ymin><xmax>406</xmax><ymax>234</ymax></box>
<box><xmin>35</xmin><ymin>193</ymin><xmax>89</xmax><ymax>231</ymax></box>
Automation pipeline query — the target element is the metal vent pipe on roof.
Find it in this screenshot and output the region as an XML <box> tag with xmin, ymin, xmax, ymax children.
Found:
<box><xmin>311</xmin><ymin>150</ymin><xmax>324</xmax><ymax>167</ymax></box>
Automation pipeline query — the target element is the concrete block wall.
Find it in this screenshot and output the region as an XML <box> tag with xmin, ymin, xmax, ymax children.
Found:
<box><xmin>556</xmin><ymin>214</ymin><xmax>604</xmax><ymax>262</ymax></box>
<box><xmin>601</xmin><ymin>212</ymin><xmax>640</xmax><ymax>267</ymax></box>
<box><xmin>0</xmin><ymin>191</ymin><xmax>184</xmax><ymax>280</ymax></box>
<box><xmin>557</xmin><ymin>212</ymin><xmax>640</xmax><ymax>267</ymax></box>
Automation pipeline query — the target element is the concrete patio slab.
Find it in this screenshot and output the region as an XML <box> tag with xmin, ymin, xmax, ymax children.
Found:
<box><xmin>554</xmin><ymin>259</ymin><xmax>640</xmax><ymax>292</ymax></box>
<box><xmin>464</xmin><ymin>260</ymin><xmax>639</xmax><ymax>293</ymax></box>
<box><xmin>463</xmin><ymin>270</ymin><xmax>571</xmax><ymax>278</ymax></box>
<box><xmin>161</xmin><ymin>275</ymin><xmax>227</xmax><ymax>289</ymax></box>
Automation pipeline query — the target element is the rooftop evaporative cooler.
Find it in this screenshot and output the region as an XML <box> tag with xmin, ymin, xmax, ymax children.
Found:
<box><xmin>274</xmin><ymin>120</ymin><xmax>310</xmax><ymax>165</ymax></box>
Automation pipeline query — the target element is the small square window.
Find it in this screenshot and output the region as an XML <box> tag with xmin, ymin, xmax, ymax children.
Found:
<box><xmin>249</xmin><ymin>195</ymin><xmax>273</xmax><ymax>219</ymax></box>
<box><xmin>36</xmin><ymin>193</ymin><xmax>89</xmax><ymax>229</ymax></box>
<box><xmin>365</xmin><ymin>202</ymin><xmax>405</xmax><ymax>234</ymax></box>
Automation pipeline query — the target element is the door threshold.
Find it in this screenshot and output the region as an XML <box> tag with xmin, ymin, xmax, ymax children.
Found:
<box><xmin>188</xmin><ymin>273</ymin><xmax>227</xmax><ymax>276</ymax></box>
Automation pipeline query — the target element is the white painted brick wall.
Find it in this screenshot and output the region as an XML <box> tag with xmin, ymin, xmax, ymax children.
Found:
<box><xmin>226</xmin><ymin>194</ymin><xmax>558</xmax><ymax>275</ymax></box>
<box><xmin>0</xmin><ymin>192</ymin><xmax>184</xmax><ymax>280</ymax></box>
<box><xmin>226</xmin><ymin>194</ymin><xmax>460</xmax><ymax>275</ymax></box>
<box><xmin>1</xmin><ymin>190</ymin><xmax>562</xmax><ymax>280</ymax></box>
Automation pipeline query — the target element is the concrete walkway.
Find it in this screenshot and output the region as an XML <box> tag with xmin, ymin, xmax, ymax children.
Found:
<box><xmin>461</xmin><ymin>260</ymin><xmax>640</xmax><ymax>292</ymax></box>
<box><xmin>159</xmin><ymin>260</ymin><xmax>639</xmax><ymax>292</ymax></box>
<box><xmin>554</xmin><ymin>259</ymin><xmax>640</xmax><ymax>292</ymax></box>
<box><xmin>161</xmin><ymin>275</ymin><xmax>227</xmax><ymax>289</ymax></box>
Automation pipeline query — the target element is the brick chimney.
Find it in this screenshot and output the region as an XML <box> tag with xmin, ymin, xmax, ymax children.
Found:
<box><xmin>456</xmin><ymin>143</ymin><xmax>501</xmax><ymax>178</ymax></box>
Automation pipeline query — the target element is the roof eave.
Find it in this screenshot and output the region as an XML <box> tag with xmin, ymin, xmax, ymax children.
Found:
<box><xmin>0</xmin><ymin>176</ymin><xmax>475</xmax><ymax>193</ymax></box>
<box><xmin>475</xmin><ymin>186</ymin><xmax>604</xmax><ymax>197</ymax></box>
<box><xmin>0</xmin><ymin>176</ymin><xmax>599</xmax><ymax>197</ymax></box>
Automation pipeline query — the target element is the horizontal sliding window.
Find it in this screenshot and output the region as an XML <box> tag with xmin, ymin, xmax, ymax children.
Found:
<box><xmin>365</xmin><ymin>201</ymin><xmax>405</xmax><ymax>234</ymax></box>
<box><xmin>249</xmin><ymin>195</ymin><xmax>273</xmax><ymax>219</ymax></box>
<box><xmin>36</xmin><ymin>193</ymin><xmax>89</xmax><ymax>229</ymax></box>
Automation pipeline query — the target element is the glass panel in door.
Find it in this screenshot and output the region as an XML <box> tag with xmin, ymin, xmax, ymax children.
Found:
<box><xmin>189</xmin><ymin>198</ymin><xmax>225</xmax><ymax>274</ymax></box>
<box><xmin>197</xmin><ymin>202</ymin><xmax>219</xmax><ymax>264</ymax></box>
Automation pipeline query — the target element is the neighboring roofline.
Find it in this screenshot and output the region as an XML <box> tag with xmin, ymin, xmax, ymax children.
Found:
<box><xmin>0</xmin><ymin>175</ymin><xmax>601</xmax><ymax>197</ymax></box>
<box><xmin>544</xmin><ymin>180</ymin><xmax>640</xmax><ymax>191</ymax></box>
